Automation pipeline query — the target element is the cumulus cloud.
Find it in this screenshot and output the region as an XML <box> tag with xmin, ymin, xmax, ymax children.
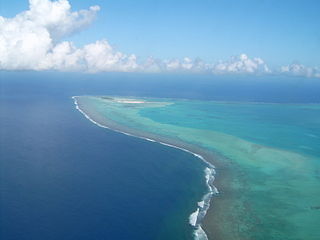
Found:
<box><xmin>141</xmin><ymin>55</ymin><xmax>270</xmax><ymax>74</ymax></box>
<box><xmin>37</xmin><ymin>40</ymin><xmax>139</xmax><ymax>72</ymax></box>
<box><xmin>0</xmin><ymin>0</ymin><xmax>138</xmax><ymax>72</ymax></box>
<box><xmin>160</xmin><ymin>57</ymin><xmax>209</xmax><ymax>73</ymax></box>
<box><xmin>0</xmin><ymin>0</ymin><xmax>318</xmax><ymax>78</ymax></box>
<box><xmin>212</xmin><ymin>54</ymin><xmax>270</xmax><ymax>74</ymax></box>
<box><xmin>280</xmin><ymin>63</ymin><xmax>320</xmax><ymax>78</ymax></box>
<box><xmin>25</xmin><ymin>0</ymin><xmax>100</xmax><ymax>40</ymax></box>
<box><xmin>136</xmin><ymin>57</ymin><xmax>207</xmax><ymax>73</ymax></box>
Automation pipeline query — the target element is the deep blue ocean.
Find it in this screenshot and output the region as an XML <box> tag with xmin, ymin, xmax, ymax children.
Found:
<box><xmin>1</xmin><ymin>71</ymin><xmax>320</xmax><ymax>240</ymax></box>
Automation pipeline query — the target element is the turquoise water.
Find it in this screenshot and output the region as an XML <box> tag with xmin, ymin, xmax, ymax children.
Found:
<box><xmin>140</xmin><ymin>101</ymin><xmax>320</xmax><ymax>157</ymax></box>
<box><xmin>76</xmin><ymin>96</ymin><xmax>320</xmax><ymax>240</ymax></box>
<box><xmin>2</xmin><ymin>72</ymin><xmax>320</xmax><ymax>240</ymax></box>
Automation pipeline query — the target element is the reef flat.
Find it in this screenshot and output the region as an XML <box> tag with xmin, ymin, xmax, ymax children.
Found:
<box><xmin>74</xmin><ymin>95</ymin><xmax>320</xmax><ymax>240</ymax></box>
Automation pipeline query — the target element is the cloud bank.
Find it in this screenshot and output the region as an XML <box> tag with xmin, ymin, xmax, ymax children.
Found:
<box><xmin>280</xmin><ymin>64</ymin><xmax>320</xmax><ymax>78</ymax></box>
<box><xmin>0</xmin><ymin>0</ymin><xmax>319</xmax><ymax>78</ymax></box>
<box><xmin>0</xmin><ymin>0</ymin><xmax>139</xmax><ymax>72</ymax></box>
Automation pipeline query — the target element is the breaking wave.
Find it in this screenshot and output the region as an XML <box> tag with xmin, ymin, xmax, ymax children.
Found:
<box><xmin>73</xmin><ymin>96</ymin><xmax>219</xmax><ymax>240</ymax></box>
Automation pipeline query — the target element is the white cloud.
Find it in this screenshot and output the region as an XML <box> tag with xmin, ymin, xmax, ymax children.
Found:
<box><xmin>161</xmin><ymin>57</ymin><xmax>209</xmax><ymax>72</ymax></box>
<box><xmin>145</xmin><ymin>54</ymin><xmax>271</xmax><ymax>75</ymax></box>
<box><xmin>212</xmin><ymin>54</ymin><xmax>270</xmax><ymax>74</ymax></box>
<box><xmin>25</xmin><ymin>0</ymin><xmax>100</xmax><ymax>40</ymax></box>
<box><xmin>0</xmin><ymin>0</ymin><xmax>318</xmax><ymax>78</ymax></box>
<box><xmin>280</xmin><ymin>63</ymin><xmax>320</xmax><ymax>78</ymax></box>
<box><xmin>0</xmin><ymin>0</ymin><xmax>138</xmax><ymax>72</ymax></box>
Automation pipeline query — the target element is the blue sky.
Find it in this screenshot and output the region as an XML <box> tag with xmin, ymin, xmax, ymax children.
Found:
<box><xmin>1</xmin><ymin>0</ymin><xmax>319</xmax><ymax>75</ymax></box>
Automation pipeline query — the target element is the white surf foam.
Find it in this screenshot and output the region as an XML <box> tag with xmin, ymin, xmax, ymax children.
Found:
<box><xmin>72</xmin><ymin>96</ymin><xmax>219</xmax><ymax>240</ymax></box>
<box><xmin>194</xmin><ymin>225</ymin><xmax>209</xmax><ymax>240</ymax></box>
<box><xmin>189</xmin><ymin>208</ymin><xmax>200</xmax><ymax>226</ymax></box>
<box><xmin>198</xmin><ymin>201</ymin><xmax>205</xmax><ymax>208</ymax></box>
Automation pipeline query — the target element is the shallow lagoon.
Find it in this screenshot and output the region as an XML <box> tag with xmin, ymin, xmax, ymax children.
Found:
<box><xmin>75</xmin><ymin>95</ymin><xmax>320</xmax><ymax>240</ymax></box>
<box><xmin>2</xmin><ymin>72</ymin><xmax>320</xmax><ymax>240</ymax></box>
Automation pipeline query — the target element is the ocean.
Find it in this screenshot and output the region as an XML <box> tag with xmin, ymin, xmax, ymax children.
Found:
<box><xmin>1</xmin><ymin>71</ymin><xmax>320</xmax><ymax>240</ymax></box>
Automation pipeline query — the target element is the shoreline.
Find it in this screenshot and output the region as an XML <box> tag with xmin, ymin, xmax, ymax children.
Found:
<box><xmin>72</xmin><ymin>96</ymin><xmax>220</xmax><ymax>240</ymax></box>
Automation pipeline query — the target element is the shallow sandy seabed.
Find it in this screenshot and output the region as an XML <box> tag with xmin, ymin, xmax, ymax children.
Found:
<box><xmin>74</xmin><ymin>96</ymin><xmax>320</xmax><ymax>240</ymax></box>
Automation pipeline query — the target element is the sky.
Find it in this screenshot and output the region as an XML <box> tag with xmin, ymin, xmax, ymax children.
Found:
<box><xmin>0</xmin><ymin>0</ymin><xmax>319</xmax><ymax>77</ymax></box>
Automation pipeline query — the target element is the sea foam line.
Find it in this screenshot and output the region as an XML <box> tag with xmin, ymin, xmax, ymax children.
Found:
<box><xmin>72</xmin><ymin>96</ymin><xmax>218</xmax><ymax>240</ymax></box>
